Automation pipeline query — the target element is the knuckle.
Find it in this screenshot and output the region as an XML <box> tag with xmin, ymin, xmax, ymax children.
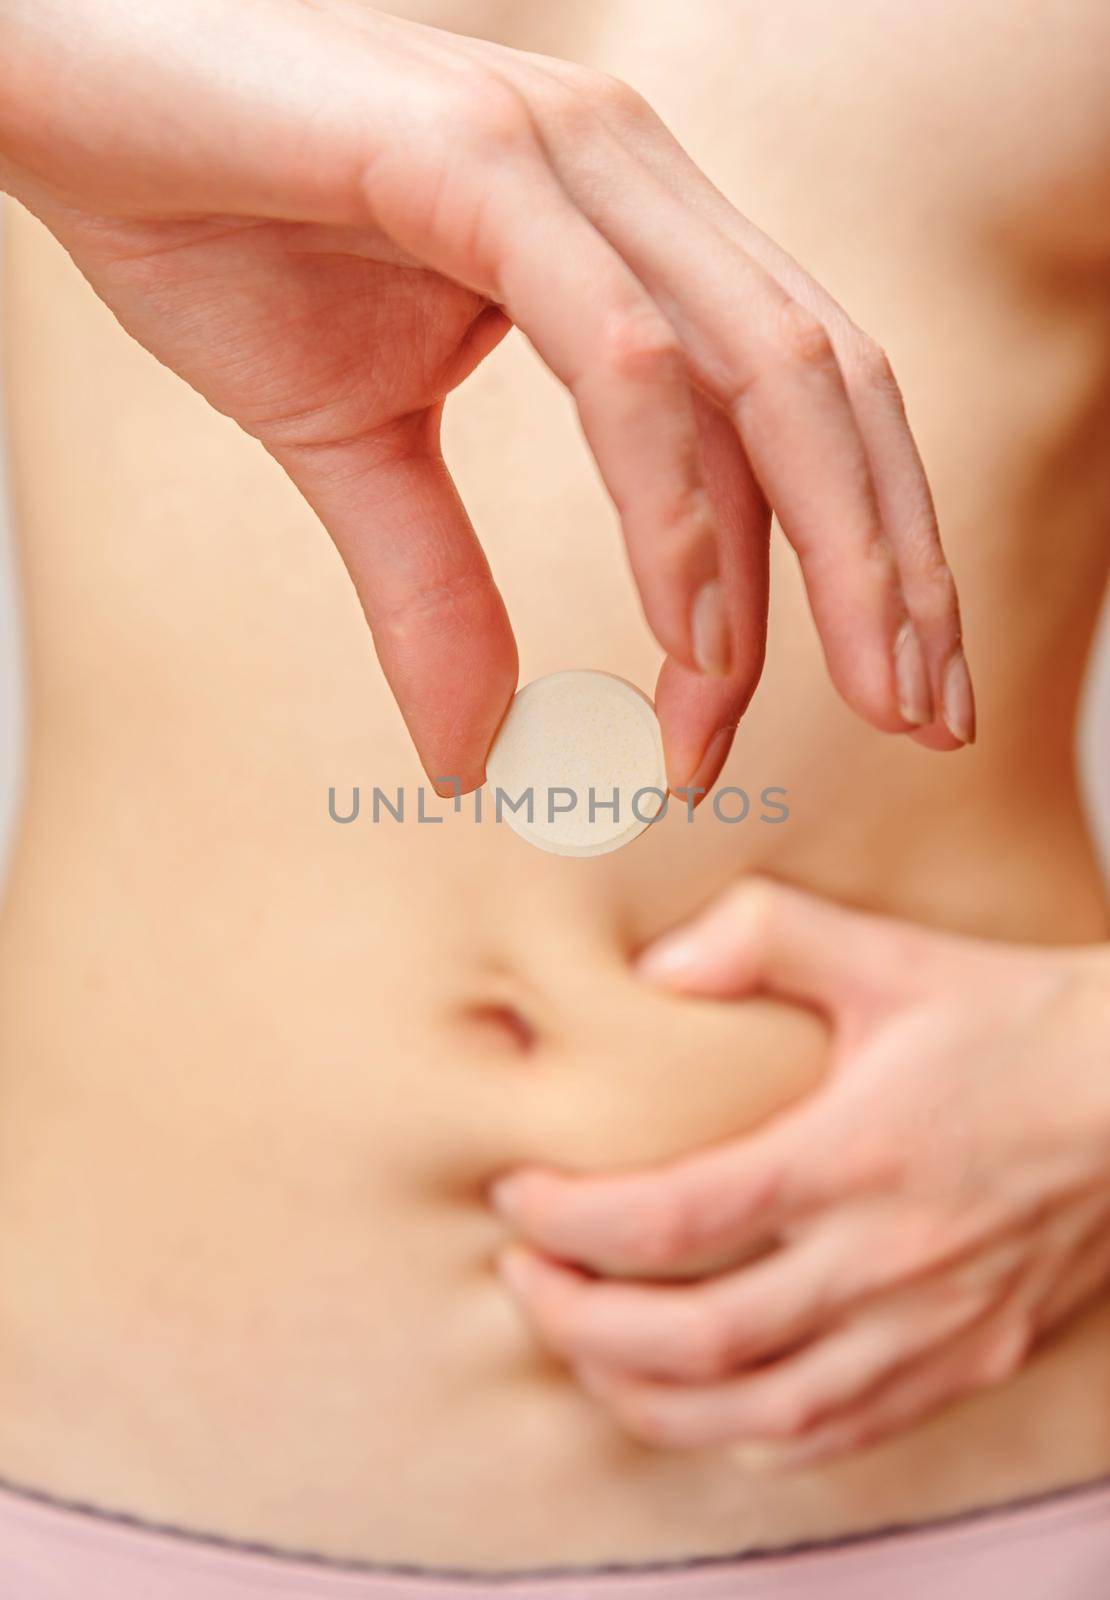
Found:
<box><xmin>648</xmin><ymin>486</ymin><xmax>717</xmax><ymax>578</ymax></box>
<box><xmin>849</xmin><ymin>335</ymin><xmax>902</xmax><ymax>400</ymax></box>
<box><xmin>909</xmin><ymin>560</ymin><xmax>958</xmax><ymax>627</ymax></box>
<box><xmin>373</xmin><ymin>567</ymin><xmax>492</xmax><ymax>649</ymax></box>
<box><xmin>599</xmin><ymin>308</ymin><xmax>683</xmax><ymax>386</ymax></box>
<box><xmin>587</xmin><ymin>69</ymin><xmax>651</xmax><ymax>122</ymax></box>
<box><xmin>462</xmin><ymin>81</ymin><xmax>532</xmax><ymax>153</ymax></box>
<box><xmin>528</xmin><ymin>74</ymin><xmax>595</xmax><ymax>139</ymax></box>
<box><xmin>538</xmin><ymin>66</ymin><xmax>649</xmax><ymax>128</ymax></box>
<box><xmin>775</xmin><ymin>299</ymin><xmax>838</xmax><ymax>371</ymax></box>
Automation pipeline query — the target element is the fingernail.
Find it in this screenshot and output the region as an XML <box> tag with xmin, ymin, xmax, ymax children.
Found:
<box><xmin>691</xmin><ymin>579</ymin><xmax>732</xmax><ymax>677</ymax></box>
<box><xmin>668</xmin><ymin>724</ymin><xmax>735</xmax><ymax>800</ymax></box>
<box><xmin>893</xmin><ymin>621</ymin><xmax>932</xmax><ymax>727</ymax></box>
<box><xmin>636</xmin><ymin>932</ymin><xmax>701</xmax><ymax>985</ymax></box>
<box><xmin>942</xmin><ymin>650</ymin><xmax>976</xmax><ymax>744</ymax></box>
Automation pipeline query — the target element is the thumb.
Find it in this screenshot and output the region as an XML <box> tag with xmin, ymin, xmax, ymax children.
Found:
<box><xmin>271</xmin><ymin>407</ymin><xmax>518</xmax><ymax>795</ymax></box>
<box><xmin>636</xmin><ymin>877</ymin><xmax>917</xmax><ymax>1019</ymax></box>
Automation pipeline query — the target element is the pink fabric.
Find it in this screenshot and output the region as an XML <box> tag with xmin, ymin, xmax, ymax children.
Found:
<box><xmin>2</xmin><ymin>1475</ymin><xmax>1110</xmax><ymax>1599</ymax></box>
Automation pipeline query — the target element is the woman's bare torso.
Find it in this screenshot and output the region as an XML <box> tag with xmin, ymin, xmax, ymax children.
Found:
<box><xmin>0</xmin><ymin>0</ymin><xmax>1109</xmax><ymax>1569</ymax></box>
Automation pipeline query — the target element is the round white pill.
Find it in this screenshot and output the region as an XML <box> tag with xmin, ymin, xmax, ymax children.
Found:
<box><xmin>486</xmin><ymin>670</ymin><xmax>667</xmax><ymax>857</ymax></box>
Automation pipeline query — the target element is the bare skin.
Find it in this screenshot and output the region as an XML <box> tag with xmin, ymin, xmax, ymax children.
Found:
<box><xmin>496</xmin><ymin>881</ymin><xmax>1110</xmax><ymax>1463</ymax></box>
<box><xmin>0</xmin><ymin>0</ymin><xmax>973</xmax><ymax>794</ymax></box>
<box><xmin>0</xmin><ymin>0</ymin><xmax>1109</xmax><ymax>1572</ymax></box>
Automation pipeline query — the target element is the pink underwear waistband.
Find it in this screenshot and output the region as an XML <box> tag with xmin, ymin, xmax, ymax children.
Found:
<box><xmin>3</xmin><ymin>1473</ymin><xmax>1110</xmax><ymax>1599</ymax></box>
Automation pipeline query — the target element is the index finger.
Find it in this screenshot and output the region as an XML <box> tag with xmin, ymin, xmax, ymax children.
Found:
<box><xmin>496</xmin><ymin>98</ymin><xmax>909</xmax><ymax>731</ymax></box>
<box><xmin>489</xmin><ymin>1107</ymin><xmax>841</xmax><ymax>1276</ymax></box>
<box><xmin>511</xmin><ymin>62</ymin><xmax>973</xmax><ymax>744</ymax></box>
<box><xmin>367</xmin><ymin>104</ymin><xmax>745</xmax><ymax>682</ymax></box>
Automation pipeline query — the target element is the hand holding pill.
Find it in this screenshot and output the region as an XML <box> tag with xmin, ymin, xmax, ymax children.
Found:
<box><xmin>2</xmin><ymin>0</ymin><xmax>973</xmax><ymax>793</ymax></box>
